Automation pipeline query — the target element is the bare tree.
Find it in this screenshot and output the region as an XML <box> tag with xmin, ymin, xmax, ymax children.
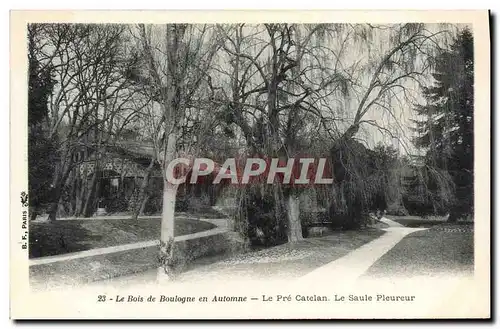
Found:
<box><xmin>135</xmin><ymin>24</ymin><xmax>221</xmax><ymax>280</ymax></box>
<box><xmin>29</xmin><ymin>23</ymin><xmax>142</xmax><ymax>220</ymax></box>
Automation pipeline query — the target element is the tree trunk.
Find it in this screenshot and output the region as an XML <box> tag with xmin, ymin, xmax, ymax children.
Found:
<box><xmin>29</xmin><ymin>208</ymin><xmax>38</xmax><ymax>221</ymax></box>
<box><xmin>47</xmin><ymin>200</ymin><xmax>59</xmax><ymax>222</ymax></box>
<box><xmin>75</xmin><ymin>165</ymin><xmax>89</xmax><ymax>217</ymax></box>
<box><xmin>139</xmin><ymin>24</ymin><xmax>185</xmax><ymax>282</ymax></box>
<box><xmin>47</xmin><ymin>164</ymin><xmax>72</xmax><ymax>222</ymax></box>
<box><xmin>139</xmin><ymin>195</ymin><xmax>150</xmax><ymax>216</ymax></box>
<box><xmin>283</xmin><ymin>26</ymin><xmax>305</xmax><ymax>243</ymax></box>
<box><xmin>82</xmin><ymin>172</ymin><xmax>98</xmax><ymax>217</ymax></box>
<box><xmin>447</xmin><ymin>206</ymin><xmax>460</xmax><ymax>222</ymax></box>
<box><xmin>157</xmin><ymin>182</ymin><xmax>178</xmax><ymax>282</ymax></box>
<box><xmin>74</xmin><ymin>177</ymin><xmax>85</xmax><ymax>217</ymax></box>
<box><xmin>287</xmin><ymin>193</ymin><xmax>303</xmax><ymax>242</ymax></box>
<box><xmin>47</xmin><ymin>169</ymin><xmax>62</xmax><ymax>222</ymax></box>
<box><xmin>131</xmin><ymin>158</ymin><xmax>155</xmax><ymax>220</ymax></box>
<box><xmin>157</xmin><ymin>129</ymin><xmax>179</xmax><ymax>282</ymax></box>
<box><xmin>67</xmin><ymin>170</ymin><xmax>77</xmax><ymax>216</ymax></box>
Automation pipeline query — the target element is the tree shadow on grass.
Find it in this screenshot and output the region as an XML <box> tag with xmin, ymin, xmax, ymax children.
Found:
<box><xmin>29</xmin><ymin>221</ymin><xmax>102</xmax><ymax>258</ymax></box>
<box><xmin>29</xmin><ymin>218</ymin><xmax>217</xmax><ymax>259</ymax></box>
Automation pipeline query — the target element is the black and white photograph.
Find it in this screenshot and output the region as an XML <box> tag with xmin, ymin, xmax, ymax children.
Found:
<box><xmin>10</xmin><ymin>10</ymin><xmax>490</xmax><ymax>319</ymax></box>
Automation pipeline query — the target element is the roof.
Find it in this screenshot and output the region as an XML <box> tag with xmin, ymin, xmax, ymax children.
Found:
<box><xmin>113</xmin><ymin>140</ymin><xmax>156</xmax><ymax>159</ymax></box>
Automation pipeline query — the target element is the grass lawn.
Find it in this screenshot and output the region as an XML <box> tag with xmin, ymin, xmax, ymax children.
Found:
<box><xmin>109</xmin><ymin>207</ymin><xmax>227</xmax><ymax>220</ymax></box>
<box><xmin>30</xmin><ymin>245</ymin><xmax>160</xmax><ymax>289</ymax></box>
<box><xmin>29</xmin><ymin>217</ymin><xmax>216</xmax><ymax>258</ymax></box>
<box><xmin>364</xmin><ymin>223</ymin><xmax>474</xmax><ymax>278</ymax></box>
<box><xmin>385</xmin><ymin>214</ymin><xmax>448</xmax><ymax>228</ymax></box>
<box><xmin>178</xmin><ymin>207</ymin><xmax>229</xmax><ymax>219</ymax></box>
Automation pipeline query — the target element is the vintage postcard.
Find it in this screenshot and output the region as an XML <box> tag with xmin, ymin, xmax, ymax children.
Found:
<box><xmin>10</xmin><ymin>10</ymin><xmax>490</xmax><ymax>319</ymax></box>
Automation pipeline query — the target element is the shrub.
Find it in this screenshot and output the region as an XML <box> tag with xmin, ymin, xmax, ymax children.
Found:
<box><xmin>236</xmin><ymin>187</ymin><xmax>287</xmax><ymax>247</ymax></box>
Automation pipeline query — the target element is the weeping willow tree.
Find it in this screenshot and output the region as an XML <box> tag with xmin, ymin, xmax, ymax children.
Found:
<box><xmin>329</xmin><ymin>139</ymin><xmax>377</xmax><ymax>224</ymax></box>
<box><xmin>402</xmin><ymin>162</ymin><xmax>455</xmax><ymax>216</ymax></box>
<box><xmin>319</xmin><ymin>23</ymin><xmax>456</xmax><ymax>225</ymax></box>
<box><xmin>328</xmin><ymin>140</ymin><xmax>400</xmax><ymax>225</ymax></box>
<box><xmin>209</xmin><ymin>23</ymin><xmax>456</xmax><ymax>238</ymax></box>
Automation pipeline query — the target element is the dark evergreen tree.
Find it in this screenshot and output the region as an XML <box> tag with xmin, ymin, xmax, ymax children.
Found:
<box><xmin>28</xmin><ymin>25</ymin><xmax>57</xmax><ymax>220</ymax></box>
<box><xmin>412</xmin><ymin>28</ymin><xmax>474</xmax><ymax>221</ymax></box>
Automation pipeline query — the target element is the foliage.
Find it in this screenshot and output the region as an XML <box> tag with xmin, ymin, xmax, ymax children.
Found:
<box><xmin>402</xmin><ymin>164</ymin><xmax>454</xmax><ymax>216</ymax></box>
<box><xmin>235</xmin><ymin>185</ymin><xmax>288</xmax><ymax>247</ymax></box>
<box><xmin>329</xmin><ymin>139</ymin><xmax>402</xmax><ymax>223</ymax></box>
<box><xmin>411</xmin><ymin>28</ymin><xmax>474</xmax><ymax>220</ymax></box>
<box><xmin>28</xmin><ymin>26</ymin><xmax>58</xmax><ymax>216</ymax></box>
